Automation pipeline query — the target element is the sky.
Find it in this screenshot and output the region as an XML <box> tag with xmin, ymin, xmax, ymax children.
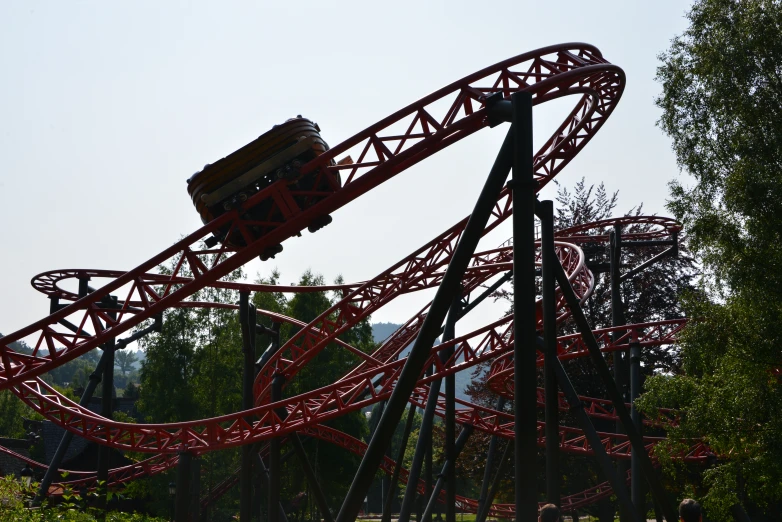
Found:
<box><xmin>0</xmin><ymin>1</ymin><xmax>695</xmax><ymax>344</ymax></box>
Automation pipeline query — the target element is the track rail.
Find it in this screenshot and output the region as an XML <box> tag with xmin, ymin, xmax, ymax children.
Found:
<box><xmin>0</xmin><ymin>43</ymin><xmax>623</xmax><ymax>389</ymax></box>
<box><xmin>0</xmin><ymin>44</ymin><xmax>704</xmax><ymax>513</ymax></box>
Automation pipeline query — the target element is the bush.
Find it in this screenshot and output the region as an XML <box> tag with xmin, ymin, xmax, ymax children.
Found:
<box><xmin>0</xmin><ymin>476</ymin><xmax>167</xmax><ymax>521</ymax></box>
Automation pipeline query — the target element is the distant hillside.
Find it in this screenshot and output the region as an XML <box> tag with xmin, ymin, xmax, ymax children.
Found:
<box><xmin>371</xmin><ymin>322</ymin><xmax>403</xmax><ymax>344</ymax></box>
<box><xmin>370</xmin><ymin>323</ymin><xmax>475</xmax><ymax>403</ymax></box>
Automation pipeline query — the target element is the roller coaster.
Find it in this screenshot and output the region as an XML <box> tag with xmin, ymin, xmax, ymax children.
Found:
<box><xmin>0</xmin><ymin>44</ymin><xmax>705</xmax><ymax>522</ymax></box>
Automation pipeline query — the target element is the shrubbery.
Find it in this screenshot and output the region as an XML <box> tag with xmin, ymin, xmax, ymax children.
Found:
<box><xmin>0</xmin><ymin>476</ymin><xmax>167</xmax><ymax>522</ymax></box>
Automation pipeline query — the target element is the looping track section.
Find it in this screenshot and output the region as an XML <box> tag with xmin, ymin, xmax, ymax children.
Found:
<box><xmin>0</xmin><ymin>43</ymin><xmax>623</xmax><ymax>390</ymax></box>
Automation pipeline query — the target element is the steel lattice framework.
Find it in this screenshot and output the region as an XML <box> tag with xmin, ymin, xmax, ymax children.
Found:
<box><xmin>0</xmin><ymin>43</ymin><xmax>701</xmax><ymax>514</ymax></box>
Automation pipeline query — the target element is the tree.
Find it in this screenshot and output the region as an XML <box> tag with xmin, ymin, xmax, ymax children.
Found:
<box><xmin>641</xmin><ymin>1</ymin><xmax>782</xmax><ymax>519</ymax></box>
<box><xmin>114</xmin><ymin>350</ymin><xmax>139</xmax><ymax>377</ymax></box>
<box><xmin>658</xmin><ymin>0</ymin><xmax>782</xmax><ymax>297</ymax></box>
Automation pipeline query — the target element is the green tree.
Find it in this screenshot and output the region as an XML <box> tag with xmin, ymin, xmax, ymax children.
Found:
<box><xmin>114</xmin><ymin>350</ymin><xmax>139</xmax><ymax>378</ymax></box>
<box><xmin>643</xmin><ymin>1</ymin><xmax>782</xmax><ymax>519</ymax></box>
<box><xmin>658</xmin><ymin>0</ymin><xmax>782</xmax><ymax>296</ymax></box>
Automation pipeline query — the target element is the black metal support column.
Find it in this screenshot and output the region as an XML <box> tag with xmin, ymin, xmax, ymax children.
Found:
<box><xmin>255</xmin><ymin>452</ymin><xmax>289</xmax><ymax>522</ymax></box>
<box><xmin>422</xmin><ymin>425</ymin><xmax>474</xmax><ymax>521</ymax></box>
<box><xmin>176</xmin><ymin>451</ymin><xmax>193</xmax><ymax>522</ymax></box>
<box><xmin>34</xmin><ymin>347</ymin><xmax>113</xmax><ymax>504</ymax></box>
<box><xmin>190</xmin><ymin>457</ymin><xmax>201</xmax><ymax>522</ymax></box>
<box><xmin>96</xmin><ymin>302</ymin><xmax>117</xmax><ymax>511</ymax></box>
<box><xmin>475</xmin><ymin>440</ymin><xmax>513</xmax><ymax>522</ymax></box>
<box><xmin>550</xmin><ymin>353</ymin><xmax>640</xmax><ymax>522</ymax></box>
<box><xmin>610</xmin><ymin>226</ymin><xmax>630</xmax><ymax>522</ymax></box>
<box><xmin>610</xmin><ymin>226</ymin><xmax>628</xmax><ymax>397</ymax></box>
<box><xmin>239</xmin><ymin>291</ymin><xmax>256</xmax><ymax>522</ymax></box>
<box><xmin>381</xmin><ymin>403</ymin><xmax>418</xmax><ymax>522</ymax></box>
<box><xmin>289</xmin><ymin>433</ymin><xmax>333</xmax><ymax>522</ymax></box>
<box><xmin>549</xmin><ymin>248</ymin><xmax>679</xmax><ymax>521</ymax></box>
<box><xmin>272</xmin><ymin>404</ymin><xmax>334</xmax><ymax>522</ymax></box>
<box><xmin>269</xmin><ymin>375</ymin><xmax>284</xmax><ymax>522</ymax></box>
<box><xmin>424</xmin><ymin>365</ymin><xmax>434</xmax><ymax>522</ymax></box>
<box><xmin>398</xmin><ymin>372</ymin><xmax>444</xmax><ymax>522</ymax></box>
<box><xmin>335</xmin><ymin>126</ymin><xmax>515</xmax><ymax>522</ymax></box>
<box><xmin>475</xmin><ymin>396</ymin><xmax>506</xmax><ymax>520</ymax></box>
<box><xmin>444</xmin><ymin>294</ymin><xmax>460</xmax><ymax>522</ymax></box>
<box><xmin>540</xmin><ymin>199</ymin><xmax>560</xmax><ymax>505</ymax></box>
<box><xmin>629</xmin><ymin>341</ymin><xmax>643</xmax><ymax>520</ymax></box>
<box><xmin>511</xmin><ymin>91</ymin><xmax>537</xmax><ymax>522</ymax></box>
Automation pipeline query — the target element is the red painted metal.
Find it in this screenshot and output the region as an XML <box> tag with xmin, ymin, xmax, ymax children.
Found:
<box><xmin>0</xmin><ymin>43</ymin><xmax>623</xmax><ymax>389</ymax></box>
<box><xmin>0</xmin><ymin>44</ymin><xmax>705</xmax><ymax>513</ymax></box>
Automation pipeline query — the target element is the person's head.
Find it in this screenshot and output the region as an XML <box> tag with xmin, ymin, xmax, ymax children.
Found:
<box><xmin>679</xmin><ymin>498</ymin><xmax>702</xmax><ymax>522</ymax></box>
<box><xmin>539</xmin><ymin>503</ymin><xmax>560</xmax><ymax>522</ymax></box>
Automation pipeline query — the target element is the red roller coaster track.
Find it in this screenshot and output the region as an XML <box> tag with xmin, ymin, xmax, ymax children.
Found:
<box><xmin>0</xmin><ymin>43</ymin><xmax>697</xmax><ymax>514</ymax></box>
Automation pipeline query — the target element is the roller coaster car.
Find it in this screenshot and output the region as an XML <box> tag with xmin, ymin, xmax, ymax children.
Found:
<box><xmin>186</xmin><ymin>117</ymin><xmax>341</xmax><ymax>258</ymax></box>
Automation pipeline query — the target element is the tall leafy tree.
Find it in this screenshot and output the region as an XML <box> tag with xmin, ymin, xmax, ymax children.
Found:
<box><xmin>640</xmin><ymin>1</ymin><xmax>782</xmax><ymax>519</ymax></box>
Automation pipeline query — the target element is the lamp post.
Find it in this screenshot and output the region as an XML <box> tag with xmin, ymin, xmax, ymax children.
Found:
<box><xmin>169</xmin><ymin>482</ymin><xmax>176</xmax><ymax>522</ymax></box>
<box><xmin>20</xmin><ymin>464</ymin><xmax>33</xmax><ymax>489</ymax></box>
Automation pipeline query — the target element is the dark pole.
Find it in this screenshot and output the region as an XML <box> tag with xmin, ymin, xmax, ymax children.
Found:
<box><xmin>175</xmin><ymin>451</ymin><xmax>193</xmax><ymax>522</ymax></box>
<box><xmin>425</xmin><ymin>364</ymin><xmax>434</xmax><ymax>522</ymax></box>
<box><xmin>381</xmin><ymin>403</ymin><xmax>418</xmax><ymax>522</ymax></box>
<box><xmin>96</xmin><ymin>300</ymin><xmax>117</xmax><ymax>511</ymax></box>
<box><xmin>400</xmin><ymin>293</ymin><xmax>462</xmax><ymax>522</ymax></box>
<box><xmin>540</xmin><ymin>199</ymin><xmax>560</xmax><ymax>505</ymax></box>
<box><xmin>190</xmin><ymin>457</ymin><xmax>201</xmax><ymax>522</ymax></box>
<box><xmin>550</xmin><ymin>352</ymin><xmax>641</xmax><ymax>522</ymax></box>
<box><xmin>335</xmin><ymin>127</ymin><xmax>514</xmax><ymax>522</ymax></box>
<box><xmin>610</xmin><ymin>226</ymin><xmax>630</xmax><ymax>522</ymax></box>
<box><xmin>34</xmin><ymin>346</ymin><xmax>113</xmax><ymax>504</ymax></box>
<box><xmin>512</xmin><ymin>90</ymin><xmax>537</xmax><ymax>522</ymax></box>
<box><xmin>629</xmin><ymin>341</ymin><xmax>643</xmax><ymax>520</ymax></box>
<box><xmin>269</xmin><ymin>374</ymin><xmax>284</xmax><ymax>522</ymax></box>
<box><xmin>271</xmin><ymin>406</ymin><xmax>334</xmax><ymax>522</ymax></box>
<box><xmin>421</xmin><ymin>425</ymin><xmax>474</xmax><ymax>521</ymax></box>
<box><xmin>288</xmin><ymin>433</ymin><xmax>334</xmax><ymax>522</ymax></box>
<box><xmin>548</xmin><ymin>246</ymin><xmax>679</xmax><ymax>521</ymax></box>
<box><xmin>475</xmin><ymin>396</ymin><xmax>506</xmax><ymax>520</ymax></box>
<box><xmin>475</xmin><ymin>440</ymin><xmax>513</xmax><ymax>522</ymax></box>
<box><xmin>255</xmin><ymin>452</ymin><xmax>289</xmax><ymax>522</ymax></box>
<box><xmin>239</xmin><ymin>291</ymin><xmax>256</xmax><ymax>522</ymax></box>
<box><xmin>444</xmin><ymin>295</ymin><xmax>460</xmax><ymax>522</ymax></box>
<box><xmin>385</xmin><ymin>276</ymin><xmax>509</xmax><ymax>522</ymax></box>
<box><xmin>398</xmin><ymin>372</ymin><xmax>444</xmax><ymax>522</ymax></box>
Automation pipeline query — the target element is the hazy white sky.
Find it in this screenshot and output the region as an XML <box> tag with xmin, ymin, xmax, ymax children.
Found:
<box><xmin>0</xmin><ymin>1</ymin><xmax>694</xmax><ymax>341</ymax></box>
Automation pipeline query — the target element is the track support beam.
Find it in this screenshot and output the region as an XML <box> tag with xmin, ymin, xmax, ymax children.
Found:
<box><xmin>476</xmin><ymin>396</ymin><xmax>506</xmax><ymax>520</ymax></box>
<box><xmin>630</xmin><ymin>340</ymin><xmax>643</xmax><ymax>520</ymax></box>
<box><xmin>511</xmin><ymin>90</ymin><xmax>538</xmax><ymax>522</ymax></box>
<box><xmin>422</xmin><ymin>425</ymin><xmax>475</xmax><ymax>521</ymax></box>
<box><xmin>269</xmin><ymin>374</ymin><xmax>284</xmax><ymax>522</ymax></box>
<box><xmin>239</xmin><ymin>291</ymin><xmax>255</xmax><ymax>522</ymax></box>
<box><xmin>176</xmin><ymin>451</ymin><xmax>193</xmax><ymax>522</ymax></box>
<box><xmin>336</xmin><ymin>124</ymin><xmax>515</xmax><ymax>522</ymax></box>
<box><xmin>540</xmin><ymin>199</ymin><xmax>560</xmax><ymax>505</ymax></box>
<box><xmin>381</xmin><ymin>402</ymin><xmax>418</xmax><ymax>522</ymax></box>
<box><xmin>444</xmin><ymin>293</ymin><xmax>461</xmax><ymax>522</ymax></box>
<box><xmin>547</xmin><ymin>228</ymin><xmax>679</xmax><ymax>521</ymax></box>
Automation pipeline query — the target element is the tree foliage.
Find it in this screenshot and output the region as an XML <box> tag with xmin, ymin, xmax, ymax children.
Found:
<box><xmin>645</xmin><ymin>1</ymin><xmax>782</xmax><ymax>519</ymax></box>
<box><xmin>658</xmin><ymin>0</ymin><xmax>782</xmax><ymax>297</ymax></box>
